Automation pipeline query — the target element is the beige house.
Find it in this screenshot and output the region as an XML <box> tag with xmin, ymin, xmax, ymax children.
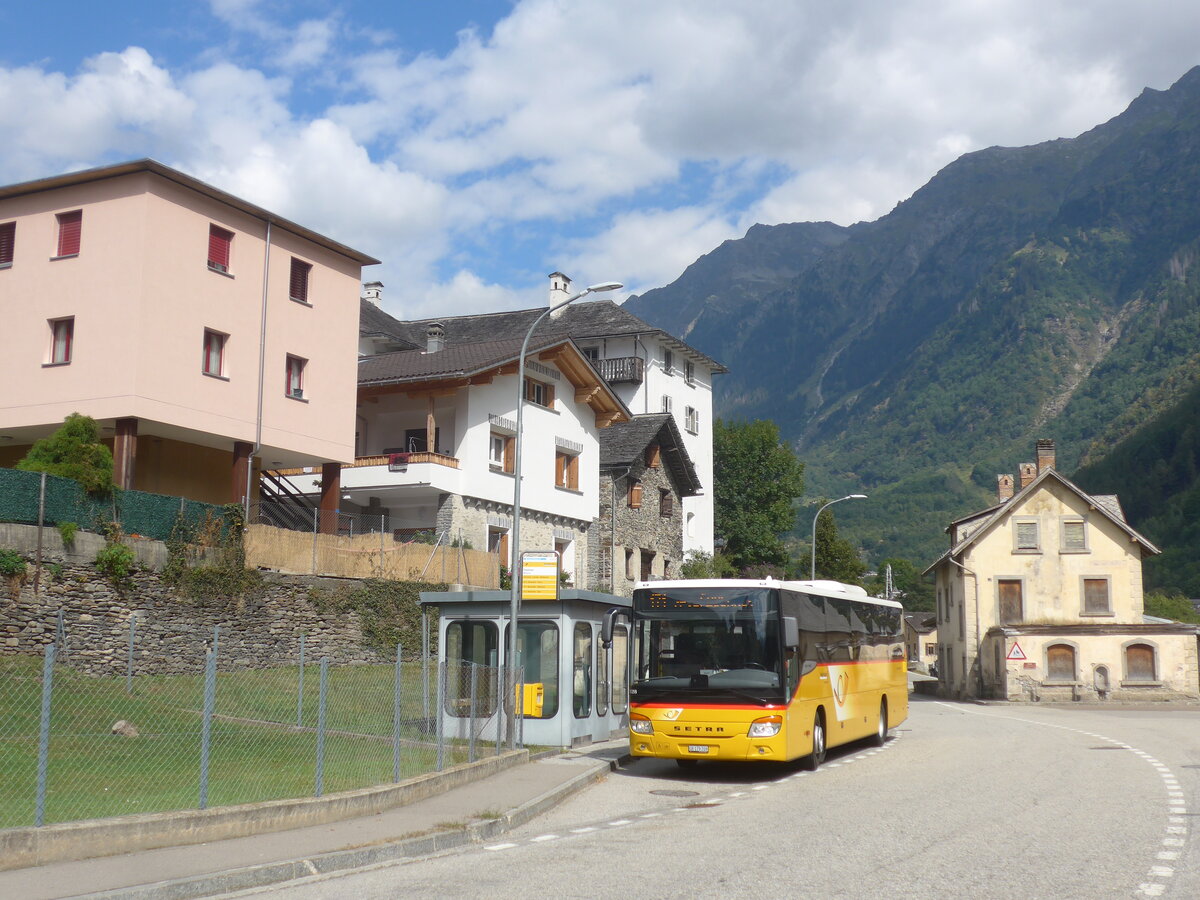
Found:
<box><xmin>0</xmin><ymin>160</ymin><xmax>378</xmax><ymax>511</ymax></box>
<box><xmin>925</xmin><ymin>440</ymin><xmax>1200</xmax><ymax>702</ymax></box>
<box><xmin>903</xmin><ymin>612</ymin><xmax>938</xmax><ymax>673</ymax></box>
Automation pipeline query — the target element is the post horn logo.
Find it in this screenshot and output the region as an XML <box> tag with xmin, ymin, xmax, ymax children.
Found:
<box><xmin>833</xmin><ymin>671</ymin><xmax>849</xmax><ymax>705</ymax></box>
<box><xmin>661</xmin><ymin>708</ymin><xmax>683</xmax><ymax>721</ymax></box>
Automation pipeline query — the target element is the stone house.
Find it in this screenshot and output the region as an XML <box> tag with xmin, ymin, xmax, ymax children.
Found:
<box><xmin>590</xmin><ymin>413</ymin><xmax>701</xmax><ymax>595</ymax></box>
<box><xmin>925</xmin><ymin>440</ymin><xmax>1200</xmax><ymax>702</ymax></box>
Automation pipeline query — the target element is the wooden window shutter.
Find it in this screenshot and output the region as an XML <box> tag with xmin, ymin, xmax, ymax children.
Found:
<box><xmin>628</xmin><ymin>481</ymin><xmax>642</xmax><ymax>508</ymax></box>
<box><xmin>545</xmin><ymin>382</ymin><xmax>555</xmax><ymax>407</ymax></box>
<box><xmin>645</xmin><ymin>444</ymin><xmax>661</xmax><ymax>468</ymax></box>
<box><xmin>0</xmin><ymin>222</ymin><xmax>14</xmax><ymax>265</ymax></box>
<box><xmin>1083</xmin><ymin>578</ymin><xmax>1109</xmax><ymax>613</ymax></box>
<box><xmin>998</xmin><ymin>579</ymin><xmax>1022</xmax><ymax>625</ymax></box>
<box><xmin>1047</xmin><ymin>644</ymin><xmax>1075</xmax><ymax>681</ymax></box>
<box><xmin>289</xmin><ymin>258</ymin><xmax>312</xmax><ymax>303</ymax></box>
<box><xmin>56</xmin><ymin>210</ymin><xmax>82</xmax><ymax>257</ymax></box>
<box><xmin>1126</xmin><ymin>644</ymin><xmax>1155</xmax><ymax>681</ymax></box>
<box><xmin>659</xmin><ymin>489</ymin><xmax>673</xmax><ymax>517</ymax></box>
<box><xmin>555</xmin><ymin>452</ymin><xmax>567</xmax><ymax>487</ymax></box>
<box><xmin>503</xmin><ymin>436</ymin><xmax>515</xmax><ymax>474</ymax></box>
<box><xmin>208</xmin><ymin>225</ymin><xmax>233</xmax><ymax>271</ymax></box>
<box><xmin>1015</xmin><ymin>521</ymin><xmax>1038</xmax><ymax>550</ymax></box>
<box><xmin>568</xmin><ymin>454</ymin><xmax>578</xmax><ymax>490</ymax></box>
<box><xmin>1063</xmin><ymin>521</ymin><xmax>1086</xmax><ymax>551</ymax></box>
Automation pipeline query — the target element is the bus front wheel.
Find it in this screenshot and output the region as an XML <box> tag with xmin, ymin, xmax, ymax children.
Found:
<box><xmin>803</xmin><ymin>713</ymin><xmax>826</xmax><ymax>771</ymax></box>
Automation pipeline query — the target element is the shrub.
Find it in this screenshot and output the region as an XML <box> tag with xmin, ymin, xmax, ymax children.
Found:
<box><xmin>0</xmin><ymin>549</ymin><xmax>27</xmax><ymax>578</ymax></box>
<box><xmin>57</xmin><ymin>521</ymin><xmax>79</xmax><ymax>545</ymax></box>
<box><xmin>95</xmin><ymin>524</ymin><xmax>135</xmax><ymax>582</ymax></box>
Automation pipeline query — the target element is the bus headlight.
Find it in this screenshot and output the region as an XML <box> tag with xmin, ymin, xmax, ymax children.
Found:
<box><xmin>630</xmin><ymin>714</ymin><xmax>654</xmax><ymax>735</ymax></box>
<box><xmin>747</xmin><ymin>715</ymin><xmax>782</xmax><ymax>738</ymax></box>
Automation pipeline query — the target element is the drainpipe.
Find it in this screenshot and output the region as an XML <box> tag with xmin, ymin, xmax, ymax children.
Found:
<box><xmin>245</xmin><ymin>221</ymin><xmax>272</xmax><ymax>518</ymax></box>
<box><xmin>609</xmin><ymin>465</ymin><xmax>631</xmax><ymax>594</ymax></box>
<box><xmin>947</xmin><ymin>555</ymin><xmax>983</xmax><ymax>698</ymax></box>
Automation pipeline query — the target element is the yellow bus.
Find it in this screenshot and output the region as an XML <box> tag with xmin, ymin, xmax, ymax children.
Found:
<box><xmin>605</xmin><ymin>578</ymin><xmax>907</xmax><ymax>768</ymax></box>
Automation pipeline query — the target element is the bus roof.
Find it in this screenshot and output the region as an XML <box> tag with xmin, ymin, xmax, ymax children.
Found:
<box><xmin>632</xmin><ymin>578</ymin><xmax>903</xmax><ymax>609</ymax></box>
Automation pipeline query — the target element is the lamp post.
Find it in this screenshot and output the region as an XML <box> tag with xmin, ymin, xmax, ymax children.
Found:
<box><xmin>506</xmin><ymin>279</ymin><xmax>623</xmax><ymax>748</ymax></box>
<box><xmin>810</xmin><ymin>494</ymin><xmax>867</xmax><ymax>581</ymax></box>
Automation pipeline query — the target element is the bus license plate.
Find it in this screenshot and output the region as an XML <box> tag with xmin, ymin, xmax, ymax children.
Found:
<box><xmin>687</xmin><ymin>745</ymin><xmax>709</xmax><ymax>754</ymax></box>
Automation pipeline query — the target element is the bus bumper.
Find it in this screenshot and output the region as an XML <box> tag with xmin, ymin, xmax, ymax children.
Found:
<box><xmin>629</xmin><ymin>731</ymin><xmax>783</xmax><ymax>761</ymax></box>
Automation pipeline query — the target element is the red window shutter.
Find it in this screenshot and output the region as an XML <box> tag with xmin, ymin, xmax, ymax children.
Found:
<box><xmin>0</xmin><ymin>222</ymin><xmax>14</xmax><ymax>264</ymax></box>
<box><xmin>208</xmin><ymin>226</ymin><xmax>233</xmax><ymax>271</ymax></box>
<box><xmin>290</xmin><ymin>258</ymin><xmax>311</xmax><ymax>303</ymax></box>
<box><xmin>56</xmin><ymin>211</ymin><xmax>81</xmax><ymax>257</ymax></box>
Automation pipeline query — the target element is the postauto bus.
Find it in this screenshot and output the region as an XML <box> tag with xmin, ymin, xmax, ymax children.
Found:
<box><xmin>605</xmin><ymin>579</ymin><xmax>907</xmax><ymax>767</ymax></box>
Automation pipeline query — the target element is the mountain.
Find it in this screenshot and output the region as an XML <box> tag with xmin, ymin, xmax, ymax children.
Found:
<box><xmin>625</xmin><ymin>67</ymin><xmax>1200</xmax><ymax>593</ymax></box>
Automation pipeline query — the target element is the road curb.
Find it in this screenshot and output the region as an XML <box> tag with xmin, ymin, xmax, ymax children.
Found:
<box><xmin>71</xmin><ymin>753</ymin><xmax>632</xmax><ymax>900</ymax></box>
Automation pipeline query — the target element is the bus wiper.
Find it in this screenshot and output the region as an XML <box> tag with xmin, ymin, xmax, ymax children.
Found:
<box><xmin>717</xmin><ymin>688</ymin><xmax>772</xmax><ymax>706</ymax></box>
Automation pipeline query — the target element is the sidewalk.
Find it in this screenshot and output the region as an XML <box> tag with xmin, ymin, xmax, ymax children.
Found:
<box><xmin>1</xmin><ymin>740</ymin><xmax>631</xmax><ymax>900</ymax></box>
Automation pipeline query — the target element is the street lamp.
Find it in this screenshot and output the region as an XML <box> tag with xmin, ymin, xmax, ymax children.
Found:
<box><xmin>810</xmin><ymin>494</ymin><xmax>867</xmax><ymax>581</ymax></box>
<box><xmin>506</xmin><ymin>279</ymin><xmax>623</xmax><ymax>748</ymax></box>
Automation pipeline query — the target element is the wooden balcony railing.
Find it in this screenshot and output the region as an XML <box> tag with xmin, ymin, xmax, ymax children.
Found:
<box><xmin>596</xmin><ymin>356</ymin><xmax>644</xmax><ymax>384</ymax></box>
<box><xmin>272</xmin><ymin>452</ymin><xmax>459</xmax><ymax>477</ymax></box>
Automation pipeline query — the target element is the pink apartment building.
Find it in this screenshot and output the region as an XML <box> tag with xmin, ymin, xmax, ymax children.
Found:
<box><xmin>0</xmin><ymin>160</ymin><xmax>378</xmax><ymax>512</ymax></box>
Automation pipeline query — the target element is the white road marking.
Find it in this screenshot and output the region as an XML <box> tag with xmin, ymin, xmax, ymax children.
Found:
<box><xmin>484</xmin><ymin>843</ymin><xmax>517</xmax><ymax>851</ymax></box>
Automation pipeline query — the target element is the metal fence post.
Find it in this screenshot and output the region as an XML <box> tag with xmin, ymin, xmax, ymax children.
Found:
<box><xmin>422</xmin><ymin>610</ymin><xmax>430</xmax><ymax>723</ymax></box>
<box><xmin>393</xmin><ymin>642</ymin><xmax>403</xmax><ymax>783</ymax></box>
<box><xmin>297</xmin><ymin>634</ymin><xmax>306</xmax><ymax>728</ymax></box>
<box><xmin>380</xmin><ymin>515</ymin><xmax>386</xmax><ymax>575</ymax></box>
<box><xmin>199</xmin><ymin>629</ymin><xmax>218</xmax><ymax>810</ymax></box>
<box><xmin>35</xmin><ymin>643</ymin><xmax>56</xmax><ymax>827</ymax></box>
<box><xmin>311</xmin><ymin>507</ymin><xmax>319</xmax><ymax>575</ymax></box>
<box><xmin>492</xmin><ymin>651</ymin><xmax>501</xmax><ymax>756</ymax></box>
<box><xmin>469</xmin><ymin>662</ymin><xmax>478</xmax><ymax>763</ymax></box>
<box><xmin>125</xmin><ymin>613</ymin><xmax>137</xmax><ymax>694</ymax></box>
<box><xmin>435</xmin><ymin>660</ymin><xmax>445</xmax><ymax>771</ymax></box>
<box><xmin>315</xmin><ymin>657</ymin><xmax>329</xmax><ymax>797</ymax></box>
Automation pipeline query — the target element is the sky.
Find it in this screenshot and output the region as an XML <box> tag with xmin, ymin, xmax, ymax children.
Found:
<box><xmin>2</xmin><ymin>1</ymin><xmax>1198</xmax><ymax>320</ymax></box>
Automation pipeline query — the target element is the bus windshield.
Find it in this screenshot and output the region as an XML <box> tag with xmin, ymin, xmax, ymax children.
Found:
<box><xmin>631</xmin><ymin>587</ymin><xmax>782</xmax><ymax>700</ymax></box>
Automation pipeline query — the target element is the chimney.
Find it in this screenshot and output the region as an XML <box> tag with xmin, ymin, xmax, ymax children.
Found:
<box><xmin>997</xmin><ymin>474</ymin><xmax>1015</xmax><ymax>502</ymax></box>
<box><xmin>362</xmin><ymin>281</ymin><xmax>383</xmax><ymax>305</ymax></box>
<box><xmin>1036</xmin><ymin>439</ymin><xmax>1056</xmax><ymax>473</ymax></box>
<box><xmin>1018</xmin><ymin>462</ymin><xmax>1037</xmax><ymax>489</ymax></box>
<box><xmin>425</xmin><ymin>322</ymin><xmax>445</xmax><ymax>353</ymax></box>
<box><xmin>548</xmin><ymin>271</ymin><xmax>572</xmax><ymax>319</ymax></box>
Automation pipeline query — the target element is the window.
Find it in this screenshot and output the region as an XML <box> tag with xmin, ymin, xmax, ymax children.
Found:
<box><xmin>640</xmin><ymin>550</ymin><xmax>654</xmax><ymax>582</ymax></box>
<box><xmin>663</xmin><ymin>349</ymin><xmax>674</xmax><ymax>375</ymax></box>
<box><xmin>685</xmin><ymin>360</ymin><xmax>695</xmax><ymax>385</ymax></box>
<box><xmin>1014</xmin><ymin>519</ymin><xmax>1040</xmax><ymax>552</ymax></box>
<box><xmin>525</xmin><ymin>378</ymin><xmax>554</xmax><ymax>407</ymax></box>
<box><xmin>582</xmin><ymin>346</ymin><xmax>600</xmax><ymax>362</ymax></box>
<box><xmin>0</xmin><ymin>221</ymin><xmax>14</xmax><ymax>267</ymax></box>
<box><xmin>202</xmin><ymin>329</ymin><xmax>226</xmax><ymax>377</ymax></box>
<box><xmin>506</xmin><ymin>621</ymin><xmax>559</xmax><ymax>719</ymax></box>
<box><xmin>628</xmin><ymin>480</ymin><xmax>643</xmax><ymax>508</ymax></box>
<box><xmin>925</xmin><ymin>642</ymin><xmax>936</xmax><ymax>656</ymax></box>
<box><xmin>659</xmin><ymin>488</ymin><xmax>673</xmax><ymax>517</ymax></box>
<box><xmin>596</xmin><ymin>630</ymin><xmax>609</xmax><ymax>716</ymax></box>
<box><xmin>1082</xmin><ymin>577</ymin><xmax>1112</xmax><ymax>615</ymax></box>
<box><xmin>611</xmin><ymin>624</ymin><xmax>629</xmax><ymax>713</ymax></box>
<box><xmin>289</xmin><ymin>258</ymin><xmax>312</xmax><ymax>304</ymax></box>
<box><xmin>998</xmin><ymin>579</ymin><xmax>1023</xmax><ymax>625</ymax></box>
<box><xmin>55</xmin><ymin>210</ymin><xmax>81</xmax><ymax>257</ymax></box>
<box><xmin>661</xmin><ymin>394</ymin><xmax>672</xmax><ymax>414</ymax></box>
<box><xmin>208</xmin><ymin>225</ymin><xmax>233</xmax><ymax>273</ymax></box>
<box><xmin>685</xmin><ymin>406</ymin><xmax>699</xmax><ymax>434</ymax></box>
<box><xmin>1125</xmin><ymin>643</ymin><xmax>1157</xmax><ymax>683</ymax></box>
<box><xmin>444</xmin><ymin>621</ymin><xmax>498</xmax><ymax>717</ymax></box>
<box><xmin>645</xmin><ymin>444</ymin><xmax>661</xmax><ymax>468</ymax></box>
<box><xmin>1061</xmin><ymin>519</ymin><xmax>1087</xmax><ymax>552</ymax></box>
<box><xmin>490</xmin><ymin>432</ymin><xmax>514</xmax><ymax>473</ymax></box>
<box><xmin>625</xmin><ymin>548</ymin><xmax>636</xmax><ymax>580</ymax></box>
<box><xmin>286</xmin><ymin>355</ymin><xmax>306</xmax><ymax>398</ymax></box>
<box><xmin>555</xmin><ymin>450</ymin><xmax>579</xmax><ymax>490</ymax></box>
<box><xmin>48</xmin><ymin>318</ymin><xmax>74</xmax><ymax>365</ymax></box>
<box><xmin>573</xmin><ymin>623</ymin><xmax>592</xmax><ymax>718</ymax></box>
<box><xmin>1046</xmin><ymin>644</ymin><xmax>1076</xmax><ymax>682</ymax></box>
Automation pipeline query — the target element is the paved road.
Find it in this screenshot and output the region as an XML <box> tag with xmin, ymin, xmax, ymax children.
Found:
<box><xmin>220</xmin><ymin>697</ymin><xmax>1200</xmax><ymax>899</ymax></box>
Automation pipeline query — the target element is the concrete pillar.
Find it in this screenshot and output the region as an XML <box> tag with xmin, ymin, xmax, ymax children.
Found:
<box><xmin>320</xmin><ymin>463</ymin><xmax>341</xmax><ymax>535</ymax></box>
<box><xmin>232</xmin><ymin>441</ymin><xmax>253</xmax><ymax>505</ymax></box>
<box><xmin>113</xmin><ymin>418</ymin><xmax>138</xmax><ymax>490</ymax></box>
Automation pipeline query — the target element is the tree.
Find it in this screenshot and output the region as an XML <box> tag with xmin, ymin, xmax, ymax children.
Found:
<box><xmin>812</xmin><ymin>507</ymin><xmax>867</xmax><ymax>584</ymax></box>
<box><xmin>1144</xmin><ymin>590</ymin><xmax>1200</xmax><ymax>624</ymax></box>
<box><xmin>713</xmin><ymin>419</ymin><xmax>805</xmax><ymax>572</ymax></box>
<box><xmin>16</xmin><ymin>413</ymin><xmax>115</xmax><ymax>494</ymax></box>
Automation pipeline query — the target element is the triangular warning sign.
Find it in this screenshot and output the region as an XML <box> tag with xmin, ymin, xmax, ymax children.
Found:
<box><xmin>1006</xmin><ymin>642</ymin><xmax>1027</xmax><ymax>661</ymax></box>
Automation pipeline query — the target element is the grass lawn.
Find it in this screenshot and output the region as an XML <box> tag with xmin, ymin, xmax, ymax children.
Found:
<box><xmin>0</xmin><ymin>656</ymin><xmax>499</xmax><ymax>828</ymax></box>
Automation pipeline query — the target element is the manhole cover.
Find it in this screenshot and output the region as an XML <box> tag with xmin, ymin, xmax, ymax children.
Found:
<box><xmin>650</xmin><ymin>789</ymin><xmax>699</xmax><ymax>797</ymax></box>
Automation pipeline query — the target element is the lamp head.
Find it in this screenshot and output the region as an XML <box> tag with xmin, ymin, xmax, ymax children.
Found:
<box><xmin>585</xmin><ymin>281</ymin><xmax>624</xmax><ymax>293</ymax></box>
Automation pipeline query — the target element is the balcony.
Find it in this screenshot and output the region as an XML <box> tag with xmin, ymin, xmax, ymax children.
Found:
<box><xmin>597</xmin><ymin>356</ymin><xmax>644</xmax><ymax>385</ymax></box>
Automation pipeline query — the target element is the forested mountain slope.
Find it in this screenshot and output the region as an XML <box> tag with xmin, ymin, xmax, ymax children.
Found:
<box><xmin>625</xmin><ymin>66</ymin><xmax>1200</xmax><ymax>588</ymax></box>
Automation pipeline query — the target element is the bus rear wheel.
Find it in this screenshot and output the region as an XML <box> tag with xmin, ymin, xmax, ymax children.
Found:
<box><xmin>872</xmin><ymin>699</ymin><xmax>888</xmax><ymax>747</ymax></box>
<box><xmin>802</xmin><ymin>713</ymin><xmax>826</xmax><ymax>771</ymax></box>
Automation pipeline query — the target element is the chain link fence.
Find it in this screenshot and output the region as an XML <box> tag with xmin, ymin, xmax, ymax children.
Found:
<box><xmin>0</xmin><ymin>623</ymin><xmax>521</xmax><ymax>830</ymax></box>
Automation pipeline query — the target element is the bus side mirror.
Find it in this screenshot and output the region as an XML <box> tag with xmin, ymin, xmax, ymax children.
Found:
<box><xmin>602</xmin><ymin>608</ymin><xmax>620</xmax><ymax>648</ymax></box>
<box><xmin>784</xmin><ymin>616</ymin><xmax>800</xmax><ymax>649</ymax></box>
